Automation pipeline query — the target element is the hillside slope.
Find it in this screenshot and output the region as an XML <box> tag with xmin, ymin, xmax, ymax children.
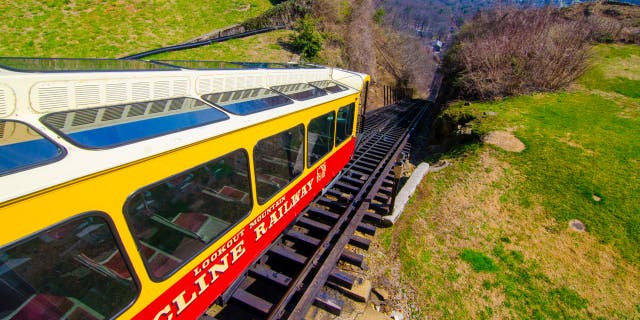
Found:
<box><xmin>312</xmin><ymin>0</ymin><xmax>437</xmax><ymax>105</ymax></box>
<box><xmin>0</xmin><ymin>0</ymin><xmax>275</xmax><ymax>58</ymax></box>
<box><xmin>369</xmin><ymin>43</ymin><xmax>640</xmax><ymax>319</ymax></box>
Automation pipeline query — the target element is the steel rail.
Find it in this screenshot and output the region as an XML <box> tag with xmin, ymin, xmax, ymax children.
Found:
<box><xmin>267</xmin><ymin>110</ymin><xmax>419</xmax><ymax>319</ymax></box>
<box><xmin>286</xmin><ymin>103</ymin><xmax>428</xmax><ymax>319</ymax></box>
<box><xmin>212</xmin><ymin>101</ymin><xmax>428</xmax><ymax>320</ymax></box>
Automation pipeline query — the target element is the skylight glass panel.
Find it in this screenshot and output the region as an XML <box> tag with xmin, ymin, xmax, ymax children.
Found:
<box><xmin>270</xmin><ymin>83</ymin><xmax>327</xmax><ymax>101</ymax></box>
<box><xmin>309</xmin><ymin>80</ymin><xmax>349</xmax><ymax>93</ymax></box>
<box><xmin>0</xmin><ymin>120</ymin><xmax>64</xmax><ymax>175</ymax></box>
<box><xmin>201</xmin><ymin>88</ymin><xmax>293</xmax><ymax>115</ymax></box>
<box><xmin>151</xmin><ymin>60</ymin><xmax>247</xmax><ymax>70</ymax></box>
<box><xmin>41</xmin><ymin>97</ymin><xmax>228</xmax><ymax>149</ymax></box>
<box><xmin>0</xmin><ymin>58</ymin><xmax>175</xmax><ymax>72</ymax></box>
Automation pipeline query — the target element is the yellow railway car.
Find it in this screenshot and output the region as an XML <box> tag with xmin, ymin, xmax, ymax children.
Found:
<box><xmin>0</xmin><ymin>58</ymin><xmax>369</xmax><ymax>319</ymax></box>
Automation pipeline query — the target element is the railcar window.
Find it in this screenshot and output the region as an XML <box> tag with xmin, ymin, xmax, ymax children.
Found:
<box><xmin>233</xmin><ymin>62</ymin><xmax>291</xmax><ymax>69</ymax></box>
<box><xmin>41</xmin><ymin>97</ymin><xmax>228</xmax><ymax>149</ymax></box>
<box><xmin>0</xmin><ymin>214</ymin><xmax>137</xmax><ymax>319</ymax></box>
<box><xmin>124</xmin><ymin>149</ymin><xmax>252</xmax><ymax>280</ymax></box>
<box><xmin>0</xmin><ymin>57</ymin><xmax>174</xmax><ymax>72</ymax></box>
<box><xmin>308</xmin><ymin>111</ymin><xmax>335</xmax><ymax>167</ymax></box>
<box><xmin>271</xmin><ymin>83</ymin><xmax>327</xmax><ymax>101</ymax></box>
<box><xmin>202</xmin><ymin>88</ymin><xmax>293</xmax><ymax>115</ymax></box>
<box><xmin>336</xmin><ymin>103</ymin><xmax>355</xmax><ymax>145</ymax></box>
<box><xmin>309</xmin><ymin>80</ymin><xmax>349</xmax><ymax>93</ymax></box>
<box><xmin>151</xmin><ymin>60</ymin><xmax>247</xmax><ymax>70</ymax></box>
<box><xmin>0</xmin><ymin>120</ymin><xmax>64</xmax><ymax>176</ymax></box>
<box><xmin>254</xmin><ymin>125</ymin><xmax>305</xmax><ymax>204</ymax></box>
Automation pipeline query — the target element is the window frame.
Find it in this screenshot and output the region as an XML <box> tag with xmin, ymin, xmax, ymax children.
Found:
<box><xmin>0</xmin><ymin>211</ymin><xmax>141</xmax><ymax>319</ymax></box>
<box><xmin>122</xmin><ymin>148</ymin><xmax>253</xmax><ymax>282</ymax></box>
<box><xmin>253</xmin><ymin>124</ymin><xmax>306</xmax><ymax>205</ymax></box>
<box><xmin>335</xmin><ymin>103</ymin><xmax>356</xmax><ymax>146</ymax></box>
<box><xmin>307</xmin><ymin>110</ymin><xmax>336</xmax><ymax>168</ymax></box>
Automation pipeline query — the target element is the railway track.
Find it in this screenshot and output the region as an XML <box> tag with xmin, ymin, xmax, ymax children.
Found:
<box><xmin>210</xmin><ymin>101</ymin><xmax>429</xmax><ymax>320</ymax></box>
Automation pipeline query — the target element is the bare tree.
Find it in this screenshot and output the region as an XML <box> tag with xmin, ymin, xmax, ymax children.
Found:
<box><xmin>446</xmin><ymin>7</ymin><xmax>590</xmax><ymax>99</ymax></box>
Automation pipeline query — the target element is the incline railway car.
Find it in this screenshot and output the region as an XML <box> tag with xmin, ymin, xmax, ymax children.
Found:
<box><xmin>0</xmin><ymin>58</ymin><xmax>369</xmax><ymax>319</ymax></box>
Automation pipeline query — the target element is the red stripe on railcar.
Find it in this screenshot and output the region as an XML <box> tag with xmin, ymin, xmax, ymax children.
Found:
<box><xmin>133</xmin><ymin>138</ymin><xmax>355</xmax><ymax>320</ymax></box>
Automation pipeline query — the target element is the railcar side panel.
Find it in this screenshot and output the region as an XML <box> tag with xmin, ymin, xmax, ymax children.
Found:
<box><xmin>0</xmin><ymin>58</ymin><xmax>369</xmax><ymax>320</ymax></box>
<box><xmin>133</xmin><ymin>138</ymin><xmax>355</xmax><ymax>320</ymax></box>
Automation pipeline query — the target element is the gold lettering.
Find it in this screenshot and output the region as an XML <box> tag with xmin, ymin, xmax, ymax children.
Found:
<box><xmin>172</xmin><ymin>290</ymin><xmax>197</xmax><ymax>315</ymax></box>
<box><xmin>207</xmin><ymin>253</ymin><xmax>230</xmax><ymax>283</ymax></box>
<box><xmin>290</xmin><ymin>190</ymin><xmax>301</xmax><ymax>206</ymax></box>
<box><xmin>268</xmin><ymin>211</ymin><xmax>283</xmax><ymax>229</ymax></box>
<box><xmin>231</xmin><ymin>240</ymin><xmax>246</xmax><ymax>263</ymax></box>
<box><xmin>194</xmin><ymin>273</ymin><xmax>210</xmax><ymax>295</ymax></box>
<box><xmin>254</xmin><ymin>222</ymin><xmax>267</xmax><ymax>241</ymax></box>
<box><xmin>153</xmin><ymin>305</ymin><xmax>173</xmax><ymax>320</ymax></box>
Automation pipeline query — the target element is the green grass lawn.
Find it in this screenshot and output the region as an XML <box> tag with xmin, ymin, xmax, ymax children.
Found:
<box><xmin>149</xmin><ymin>29</ymin><xmax>296</xmax><ymax>62</ymax></box>
<box><xmin>373</xmin><ymin>44</ymin><xmax>640</xmax><ymax>318</ymax></box>
<box><xmin>0</xmin><ymin>0</ymin><xmax>274</xmax><ymax>58</ymax></box>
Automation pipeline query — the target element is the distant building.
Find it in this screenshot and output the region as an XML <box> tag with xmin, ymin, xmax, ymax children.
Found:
<box><xmin>433</xmin><ymin>40</ymin><xmax>443</xmax><ymax>52</ymax></box>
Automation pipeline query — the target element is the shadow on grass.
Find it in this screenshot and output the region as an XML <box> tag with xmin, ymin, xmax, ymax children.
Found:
<box><xmin>409</xmin><ymin>107</ymin><xmax>481</xmax><ymax>165</ymax></box>
<box><xmin>276</xmin><ymin>38</ymin><xmax>297</xmax><ymax>54</ymax></box>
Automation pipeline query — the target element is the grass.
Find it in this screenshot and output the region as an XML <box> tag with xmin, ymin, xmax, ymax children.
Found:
<box><xmin>580</xmin><ymin>44</ymin><xmax>640</xmax><ymax>98</ymax></box>
<box><xmin>369</xmin><ymin>43</ymin><xmax>640</xmax><ymax>318</ymax></box>
<box><xmin>460</xmin><ymin>249</ymin><xmax>499</xmax><ymax>272</ymax></box>
<box><xmin>148</xmin><ymin>30</ymin><xmax>297</xmax><ymax>62</ymax></box>
<box><xmin>0</xmin><ymin>0</ymin><xmax>275</xmax><ymax>58</ymax></box>
<box><xmin>444</xmin><ymin>44</ymin><xmax>640</xmax><ymax>264</ymax></box>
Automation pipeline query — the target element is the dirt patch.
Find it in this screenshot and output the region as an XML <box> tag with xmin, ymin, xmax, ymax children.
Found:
<box><xmin>483</xmin><ymin>131</ymin><xmax>525</xmax><ymax>152</ymax></box>
<box><xmin>235</xmin><ymin>4</ymin><xmax>251</xmax><ymax>12</ymax></box>
<box><xmin>558</xmin><ymin>133</ymin><xmax>595</xmax><ymax>155</ymax></box>
<box><xmin>569</xmin><ymin>219</ymin><xmax>587</xmax><ymax>232</ymax></box>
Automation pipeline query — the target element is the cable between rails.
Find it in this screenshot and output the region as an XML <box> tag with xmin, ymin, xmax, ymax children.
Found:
<box><xmin>120</xmin><ymin>26</ymin><xmax>286</xmax><ymax>60</ymax></box>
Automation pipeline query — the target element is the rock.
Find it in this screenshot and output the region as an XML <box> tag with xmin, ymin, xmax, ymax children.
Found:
<box><xmin>391</xmin><ymin>311</ymin><xmax>404</xmax><ymax>320</ymax></box>
<box><xmin>338</xmin><ymin>278</ymin><xmax>372</xmax><ymax>302</ymax></box>
<box><xmin>360</xmin><ymin>304</ymin><xmax>388</xmax><ymax>320</ymax></box>
<box><xmin>373</xmin><ymin>287</ymin><xmax>390</xmax><ymax>301</ymax></box>
<box><xmin>569</xmin><ymin>219</ymin><xmax>586</xmax><ymax>232</ymax></box>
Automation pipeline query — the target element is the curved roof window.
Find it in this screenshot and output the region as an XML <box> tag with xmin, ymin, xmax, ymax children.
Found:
<box><xmin>271</xmin><ymin>83</ymin><xmax>327</xmax><ymax>101</ymax></box>
<box><xmin>0</xmin><ymin>120</ymin><xmax>65</xmax><ymax>175</ymax></box>
<box><xmin>151</xmin><ymin>60</ymin><xmax>247</xmax><ymax>70</ymax></box>
<box><xmin>41</xmin><ymin>97</ymin><xmax>228</xmax><ymax>149</ymax></box>
<box><xmin>0</xmin><ymin>57</ymin><xmax>175</xmax><ymax>72</ymax></box>
<box><xmin>309</xmin><ymin>80</ymin><xmax>349</xmax><ymax>93</ymax></box>
<box><xmin>202</xmin><ymin>88</ymin><xmax>293</xmax><ymax>116</ymax></box>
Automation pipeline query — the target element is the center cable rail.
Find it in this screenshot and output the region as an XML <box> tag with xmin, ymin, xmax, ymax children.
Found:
<box><xmin>210</xmin><ymin>101</ymin><xmax>428</xmax><ymax>320</ymax></box>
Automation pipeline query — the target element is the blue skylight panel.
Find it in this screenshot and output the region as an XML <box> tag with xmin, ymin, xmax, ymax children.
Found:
<box><xmin>41</xmin><ymin>97</ymin><xmax>228</xmax><ymax>149</ymax></box>
<box><xmin>0</xmin><ymin>120</ymin><xmax>64</xmax><ymax>175</ymax></box>
<box><xmin>309</xmin><ymin>80</ymin><xmax>349</xmax><ymax>93</ymax></box>
<box><xmin>201</xmin><ymin>88</ymin><xmax>293</xmax><ymax>115</ymax></box>
<box><xmin>271</xmin><ymin>83</ymin><xmax>327</xmax><ymax>101</ymax></box>
<box><xmin>0</xmin><ymin>57</ymin><xmax>175</xmax><ymax>72</ymax></box>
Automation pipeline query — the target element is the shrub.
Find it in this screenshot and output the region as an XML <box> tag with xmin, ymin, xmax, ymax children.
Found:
<box><xmin>440</xmin><ymin>7</ymin><xmax>590</xmax><ymax>100</ymax></box>
<box><xmin>241</xmin><ymin>0</ymin><xmax>312</xmax><ymax>30</ymax></box>
<box><xmin>374</xmin><ymin>8</ymin><xmax>386</xmax><ymax>24</ymax></box>
<box><xmin>290</xmin><ymin>15</ymin><xmax>324</xmax><ymax>60</ymax></box>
